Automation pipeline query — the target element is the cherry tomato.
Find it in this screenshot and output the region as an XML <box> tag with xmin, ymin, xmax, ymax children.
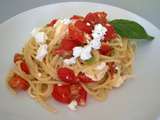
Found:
<box><xmin>68</xmin><ymin>25</ymin><xmax>85</xmax><ymax>44</ymax></box>
<box><xmin>60</xmin><ymin>36</ymin><xmax>78</xmax><ymax>51</ymax></box>
<box><xmin>104</xmin><ymin>24</ymin><xmax>117</xmax><ymax>41</ymax></box>
<box><xmin>76</xmin><ymin>86</ymin><xmax>87</xmax><ymax>106</ymax></box>
<box><xmin>99</xmin><ymin>43</ymin><xmax>112</xmax><ymax>56</ymax></box>
<box><xmin>20</xmin><ymin>61</ymin><xmax>30</xmax><ymax>74</ymax></box>
<box><xmin>84</xmin><ymin>12</ymin><xmax>107</xmax><ymax>26</ymax></box>
<box><xmin>57</xmin><ymin>67</ymin><xmax>78</xmax><ymax>84</ymax></box>
<box><xmin>9</xmin><ymin>74</ymin><xmax>29</xmax><ymax>91</ymax></box>
<box><xmin>70</xmin><ymin>15</ymin><xmax>84</xmax><ymax>20</ymax></box>
<box><xmin>47</xmin><ymin>19</ymin><xmax>57</xmax><ymax>27</ymax></box>
<box><xmin>14</xmin><ymin>53</ymin><xmax>23</xmax><ymax>63</ymax></box>
<box><xmin>75</xmin><ymin>20</ymin><xmax>92</xmax><ymax>34</ymax></box>
<box><xmin>77</xmin><ymin>73</ymin><xmax>94</xmax><ymax>83</ymax></box>
<box><xmin>52</xmin><ymin>84</ymin><xmax>72</xmax><ymax>104</ymax></box>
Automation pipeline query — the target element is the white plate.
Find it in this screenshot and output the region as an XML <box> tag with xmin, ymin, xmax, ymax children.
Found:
<box><xmin>0</xmin><ymin>2</ymin><xmax>160</xmax><ymax>120</ymax></box>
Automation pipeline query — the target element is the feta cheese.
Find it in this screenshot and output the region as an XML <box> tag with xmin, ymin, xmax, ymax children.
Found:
<box><xmin>64</xmin><ymin>57</ymin><xmax>76</xmax><ymax>65</ymax></box>
<box><xmin>73</xmin><ymin>47</ymin><xmax>83</xmax><ymax>58</ymax></box>
<box><xmin>96</xmin><ymin>62</ymin><xmax>107</xmax><ymax>70</ymax></box>
<box><xmin>89</xmin><ymin>39</ymin><xmax>101</xmax><ymax>49</ymax></box>
<box><xmin>80</xmin><ymin>45</ymin><xmax>92</xmax><ymax>60</ymax></box>
<box><xmin>36</xmin><ymin>44</ymin><xmax>48</xmax><ymax>61</ymax></box>
<box><xmin>61</xmin><ymin>18</ymin><xmax>71</xmax><ymax>25</ymax></box>
<box><xmin>68</xmin><ymin>100</ymin><xmax>78</xmax><ymax>111</ymax></box>
<box><xmin>92</xmin><ymin>24</ymin><xmax>107</xmax><ymax>40</ymax></box>
<box><xmin>34</xmin><ymin>32</ymin><xmax>48</xmax><ymax>43</ymax></box>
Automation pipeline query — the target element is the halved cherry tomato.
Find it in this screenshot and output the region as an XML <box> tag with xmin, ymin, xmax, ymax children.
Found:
<box><xmin>77</xmin><ymin>73</ymin><xmax>94</xmax><ymax>83</ymax></box>
<box><xmin>104</xmin><ymin>24</ymin><xmax>117</xmax><ymax>41</ymax></box>
<box><xmin>52</xmin><ymin>84</ymin><xmax>72</xmax><ymax>104</ymax></box>
<box><xmin>68</xmin><ymin>25</ymin><xmax>85</xmax><ymax>44</ymax></box>
<box><xmin>9</xmin><ymin>74</ymin><xmax>29</xmax><ymax>91</ymax></box>
<box><xmin>47</xmin><ymin>19</ymin><xmax>57</xmax><ymax>27</ymax></box>
<box><xmin>84</xmin><ymin>12</ymin><xmax>107</xmax><ymax>26</ymax></box>
<box><xmin>99</xmin><ymin>43</ymin><xmax>112</xmax><ymax>56</ymax></box>
<box><xmin>20</xmin><ymin>60</ymin><xmax>30</xmax><ymax>74</ymax></box>
<box><xmin>60</xmin><ymin>36</ymin><xmax>78</xmax><ymax>51</ymax></box>
<box><xmin>14</xmin><ymin>53</ymin><xmax>23</xmax><ymax>63</ymax></box>
<box><xmin>107</xmin><ymin>62</ymin><xmax>116</xmax><ymax>79</ymax></box>
<box><xmin>76</xmin><ymin>86</ymin><xmax>87</xmax><ymax>106</ymax></box>
<box><xmin>75</xmin><ymin>20</ymin><xmax>92</xmax><ymax>34</ymax></box>
<box><xmin>57</xmin><ymin>67</ymin><xmax>78</xmax><ymax>84</ymax></box>
<box><xmin>70</xmin><ymin>15</ymin><xmax>84</xmax><ymax>20</ymax></box>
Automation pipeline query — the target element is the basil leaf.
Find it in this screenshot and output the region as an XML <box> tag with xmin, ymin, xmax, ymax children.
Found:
<box><xmin>84</xmin><ymin>56</ymin><xmax>96</xmax><ymax>65</ymax></box>
<box><xmin>109</xmin><ymin>19</ymin><xmax>154</xmax><ymax>40</ymax></box>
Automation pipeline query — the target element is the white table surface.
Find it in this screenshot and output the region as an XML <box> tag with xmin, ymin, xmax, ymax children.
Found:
<box><xmin>0</xmin><ymin>0</ymin><xmax>160</xmax><ymax>29</ymax></box>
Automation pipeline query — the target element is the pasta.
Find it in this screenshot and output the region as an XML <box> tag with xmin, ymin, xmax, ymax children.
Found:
<box><xmin>6</xmin><ymin>11</ymin><xmax>135</xmax><ymax>112</ymax></box>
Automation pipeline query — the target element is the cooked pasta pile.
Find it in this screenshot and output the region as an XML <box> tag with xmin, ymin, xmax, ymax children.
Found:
<box><xmin>6</xmin><ymin>12</ymin><xmax>135</xmax><ymax>112</ymax></box>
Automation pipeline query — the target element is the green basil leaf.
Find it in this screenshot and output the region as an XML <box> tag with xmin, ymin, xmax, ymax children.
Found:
<box><xmin>109</xmin><ymin>19</ymin><xmax>154</xmax><ymax>40</ymax></box>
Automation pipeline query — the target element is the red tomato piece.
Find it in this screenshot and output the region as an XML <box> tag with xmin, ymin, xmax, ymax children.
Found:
<box><xmin>20</xmin><ymin>61</ymin><xmax>30</xmax><ymax>74</ymax></box>
<box><xmin>76</xmin><ymin>86</ymin><xmax>87</xmax><ymax>106</ymax></box>
<box><xmin>14</xmin><ymin>53</ymin><xmax>23</xmax><ymax>63</ymax></box>
<box><xmin>107</xmin><ymin>62</ymin><xmax>116</xmax><ymax>79</ymax></box>
<box><xmin>47</xmin><ymin>19</ymin><xmax>57</xmax><ymax>27</ymax></box>
<box><xmin>104</xmin><ymin>24</ymin><xmax>117</xmax><ymax>41</ymax></box>
<box><xmin>70</xmin><ymin>15</ymin><xmax>84</xmax><ymax>20</ymax></box>
<box><xmin>99</xmin><ymin>43</ymin><xmax>112</xmax><ymax>56</ymax></box>
<box><xmin>57</xmin><ymin>67</ymin><xmax>78</xmax><ymax>84</ymax></box>
<box><xmin>9</xmin><ymin>74</ymin><xmax>29</xmax><ymax>91</ymax></box>
<box><xmin>77</xmin><ymin>73</ymin><xmax>94</xmax><ymax>83</ymax></box>
<box><xmin>52</xmin><ymin>84</ymin><xmax>72</xmax><ymax>104</ymax></box>
<box><xmin>84</xmin><ymin>12</ymin><xmax>107</xmax><ymax>26</ymax></box>
<box><xmin>52</xmin><ymin>48</ymin><xmax>65</xmax><ymax>56</ymax></box>
<box><xmin>60</xmin><ymin>36</ymin><xmax>78</xmax><ymax>51</ymax></box>
<box><xmin>68</xmin><ymin>25</ymin><xmax>85</xmax><ymax>44</ymax></box>
<box><xmin>75</xmin><ymin>20</ymin><xmax>92</xmax><ymax>34</ymax></box>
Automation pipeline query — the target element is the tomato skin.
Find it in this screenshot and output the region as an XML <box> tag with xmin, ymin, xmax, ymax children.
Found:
<box><xmin>75</xmin><ymin>20</ymin><xmax>92</xmax><ymax>34</ymax></box>
<box><xmin>77</xmin><ymin>73</ymin><xmax>94</xmax><ymax>83</ymax></box>
<box><xmin>14</xmin><ymin>53</ymin><xmax>23</xmax><ymax>63</ymax></box>
<box><xmin>9</xmin><ymin>75</ymin><xmax>29</xmax><ymax>91</ymax></box>
<box><xmin>52</xmin><ymin>84</ymin><xmax>72</xmax><ymax>104</ymax></box>
<box><xmin>107</xmin><ymin>62</ymin><xmax>116</xmax><ymax>79</ymax></box>
<box><xmin>60</xmin><ymin>36</ymin><xmax>78</xmax><ymax>51</ymax></box>
<box><xmin>99</xmin><ymin>43</ymin><xmax>112</xmax><ymax>56</ymax></box>
<box><xmin>84</xmin><ymin>12</ymin><xmax>107</xmax><ymax>26</ymax></box>
<box><xmin>68</xmin><ymin>25</ymin><xmax>85</xmax><ymax>44</ymax></box>
<box><xmin>70</xmin><ymin>15</ymin><xmax>84</xmax><ymax>20</ymax></box>
<box><xmin>76</xmin><ymin>86</ymin><xmax>87</xmax><ymax>106</ymax></box>
<box><xmin>47</xmin><ymin>19</ymin><xmax>57</xmax><ymax>27</ymax></box>
<box><xmin>20</xmin><ymin>61</ymin><xmax>30</xmax><ymax>74</ymax></box>
<box><xmin>104</xmin><ymin>24</ymin><xmax>117</xmax><ymax>41</ymax></box>
<box><xmin>57</xmin><ymin>67</ymin><xmax>78</xmax><ymax>84</ymax></box>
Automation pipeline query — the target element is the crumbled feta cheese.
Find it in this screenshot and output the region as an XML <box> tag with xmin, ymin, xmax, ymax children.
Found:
<box><xmin>89</xmin><ymin>39</ymin><xmax>101</xmax><ymax>49</ymax></box>
<box><xmin>73</xmin><ymin>47</ymin><xmax>83</xmax><ymax>58</ymax></box>
<box><xmin>61</xmin><ymin>18</ymin><xmax>71</xmax><ymax>25</ymax></box>
<box><xmin>34</xmin><ymin>32</ymin><xmax>48</xmax><ymax>43</ymax></box>
<box><xmin>96</xmin><ymin>62</ymin><xmax>107</xmax><ymax>70</ymax></box>
<box><xmin>80</xmin><ymin>45</ymin><xmax>92</xmax><ymax>60</ymax></box>
<box><xmin>36</xmin><ymin>44</ymin><xmax>48</xmax><ymax>61</ymax></box>
<box><xmin>68</xmin><ymin>100</ymin><xmax>78</xmax><ymax>111</ymax></box>
<box><xmin>64</xmin><ymin>57</ymin><xmax>76</xmax><ymax>65</ymax></box>
<box><xmin>92</xmin><ymin>24</ymin><xmax>107</xmax><ymax>40</ymax></box>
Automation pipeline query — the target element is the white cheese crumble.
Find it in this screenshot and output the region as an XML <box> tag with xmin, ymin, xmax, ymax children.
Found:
<box><xmin>68</xmin><ymin>100</ymin><xmax>78</xmax><ymax>111</ymax></box>
<box><xmin>60</xmin><ymin>18</ymin><xmax>71</xmax><ymax>25</ymax></box>
<box><xmin>36</xmin><ymin>44</ymin><xmax>48</xmax><ymax>61</ymax></box>
<box><xmin>73</xmin><ymin>47</ymin><xmax>83</xmax><ymax>58</ymax></box>
<box><xmin>89</xmin><ymin>39</ymin><xmax>101</xmax><ymax>49</ymax></box>
<box><xmin>64</xmin><ymin>57</ymin><xmax>76</xmax><ymax>65</ymax></box>
<box><xmin>31</xmin><ymin>28</ymin><xmax>48</xmax><ymax>44</ymax></box>
<box><xmin>80</xmin><ymin>45</ymin><xmax>92</xmax><ymax>60</ymax></box>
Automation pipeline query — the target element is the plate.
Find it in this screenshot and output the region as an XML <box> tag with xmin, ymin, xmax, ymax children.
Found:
<box><xmin>0</xmin><ymin>2</ymin><xmax>160</xmax><ymax>120</ymax></box>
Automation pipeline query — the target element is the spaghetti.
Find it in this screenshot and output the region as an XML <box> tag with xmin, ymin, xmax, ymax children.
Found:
<box><xmin>6</xmin><ymin>11</ymin><xmax>135</xmax><ymax>112</ymax></box>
